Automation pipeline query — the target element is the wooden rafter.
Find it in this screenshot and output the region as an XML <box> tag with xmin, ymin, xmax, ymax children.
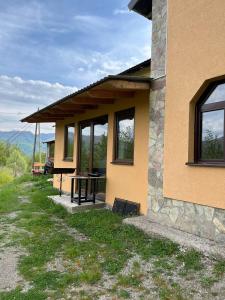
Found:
<box><xmin>87</xmin><ymin>90</ymin><xmax>135</xmax><ymax>99</ymax></box>
<box><xmin>40</xmin><ymin>113</ymin><xmax>74</xmax><ymax>117</ymax></box>
<box><xmin>22</xmin><ymin>77</ymin><xmax>150</xmax><ymax>123</ymax></box>
<box><xmin>55</xmin><ymin>104</ymin><xmax>98</xmax><ymax>110</ymax></box>
<box><xmin>70</xmin><ymin>98</ymin><xmax>115</xmax><ymax>105</ymax></box>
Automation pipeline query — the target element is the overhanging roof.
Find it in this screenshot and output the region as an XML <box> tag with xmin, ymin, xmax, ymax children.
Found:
<box><xmin>128</xmin><ymin>0</ymin><xmax>152</xmax><ymax>19</ymax></box>
<box><xmin>22</xmin><ymin>75</ymin><xmax>151</xmax><ymax>123</ymax></box>
<box><xmin>119</xmin><ymin>59</ymin><xmax>150</xmax><ymax>75</ymax></box>
<box><xmin>42</xmin><ymin>139</ymin><xmax>55</xmax><ymax>144</ymax></box>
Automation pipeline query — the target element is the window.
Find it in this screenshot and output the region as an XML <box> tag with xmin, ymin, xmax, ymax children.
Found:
<box><xmin>113</xmin><ymin>108</ymin><xmax>135</xmax><ymax>164</ymax></box>
<box><xmin>195</xmin><ymin>82</ymin><xmax>225</xmax><ymax>164</ymax></box>
<box><xmin>64</xmin><ymin>124</ymin><xmax>75</xmax><ymax>160</ymax></box>
<box><xmin>48</xmin><ymin>142</ymin><xmax>55</xmax><ymax>160</ymax></box>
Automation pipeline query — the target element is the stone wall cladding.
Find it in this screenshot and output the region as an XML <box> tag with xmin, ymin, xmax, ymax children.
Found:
<box><xmin>151</xmin><ymin>0</ymin><xmax>167</xmax><ymax>78</ymax></box>
<box><xmin>150</xmin><ymin>197</ymin><xmax>225</xmax><ymax>243</ymax></box>
<box><xmin>148</xmin><ymin>0</ymin><xmax>167</xmax><ymax>217</ymax></box>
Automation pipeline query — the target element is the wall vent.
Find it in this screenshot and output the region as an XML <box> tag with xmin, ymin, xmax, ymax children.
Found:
<box><xmin>112</xmin><ymin>198</ymin><xmax>140</xmax><ymax>216</ymax></box>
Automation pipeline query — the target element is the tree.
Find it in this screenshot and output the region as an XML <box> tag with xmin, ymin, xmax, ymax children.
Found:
<box><xmin>6</xmin><ymin>148</ymin><xmax>27</xmax><ymax>177</ymax></box>
<box><xmin>118</xmin><ymin>125</ymin><xmax>134</xmax><ymax>159</ymax></box>
<box><xmin>0</xmin><ymin>141</ymin><xmax>10</xmax><ymax>166</ymax></box>
<box><xmin>93</xmin><ymin>134</ymin><xmax>107</xmax><ymax>168</ymax></box>
<box><xmin>202</xmin><ymin>129</ymin><xmax>224</xmax><ymax>159</ymax></box>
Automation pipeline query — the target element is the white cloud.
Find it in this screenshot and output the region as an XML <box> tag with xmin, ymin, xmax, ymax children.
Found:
<box><xmin>0</xmin><ymin>2</ymin><xmax>45</xmax><ymax>45</ymax></box>
<box><xmin>113</xmin><ymin>8</ymin><xmax>130</xmax><ymax>15</ymax></box>
<box><xmin>73</xmin><ymin>15</ymin><xmax>109</xmax><ymax>32</ymax></box>
<box><xmin>0</xmin><ymin>75</ymin><xmax>77</xmax><ymax>132</ymax></box>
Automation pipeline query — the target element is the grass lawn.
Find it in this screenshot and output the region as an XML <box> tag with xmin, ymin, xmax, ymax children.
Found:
<box><xmin>0</xmin><ymin>175</ymin><xmax>225</xmax><ymax>299</ymax></box>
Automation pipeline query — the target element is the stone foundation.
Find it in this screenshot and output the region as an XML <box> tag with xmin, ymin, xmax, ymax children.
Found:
<box><xmin>150</xmin><ymin>197</ymin><xmax>225</xmax><ymax>243</ymax></box>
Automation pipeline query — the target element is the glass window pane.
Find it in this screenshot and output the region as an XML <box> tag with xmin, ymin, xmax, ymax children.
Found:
<box><xmin>49</xmin><ymin>143</ymin><xmax>55</xmax><ymax>159</ymax></box>
<box><xmin>93</xmin><ymin>123</ymin><xmax>108</xmax><ymax>171</ymax></box>
<box><xmin>116</xmin><ymin>109</ymin><xmax>134</xmax><ymax>161</ymax></box>
<box><xmin>205</xmin><ymin>83</ymin><xmax>225</xmax><ymax>104</ymax></box>
<box><xmin>80</xmin><ymin>125</ymin><xmax>91</xmax><ymax>173</ymax></box>
<box><xmin>201</xmin><ymin>110</ymin><xmax>224</xmax><ymax>160</ymax></box>
<box><xmin>65</xmin><ymin>125</ymin><xmax>74</xmax><ymax>159</ymax></box>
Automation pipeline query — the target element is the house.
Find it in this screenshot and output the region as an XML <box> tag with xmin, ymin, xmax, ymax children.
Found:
<box><xmin>22</xmin><ymin>60</ymin><xmax>151</xmax><ymax>214</ymax></box>
<box><xmin>23</xmin><ymin>0</ymin><xmax>225</xmax><ymax>243</ymax></box>
<box><xmin>43</xmin><ymin>139</ymin><xmax>55</xmax><ymax>162</ymax></box>
<box><xmin>128</xmin><ymin>0</ymin><xmax>225</xmax><ymax>242</ymax></box>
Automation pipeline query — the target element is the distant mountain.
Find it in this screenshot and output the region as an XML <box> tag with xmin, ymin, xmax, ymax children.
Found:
<box><xmin>0</xmin><ymin>131</ymin><xmax>55</xmax><ymax>156</ymax></box>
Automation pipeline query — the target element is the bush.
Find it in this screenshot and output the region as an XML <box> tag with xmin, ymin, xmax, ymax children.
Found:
<box><xmin>0</xmin><ymin>168</ymin><xmax>13</xmax><ymax>186</ymax></box>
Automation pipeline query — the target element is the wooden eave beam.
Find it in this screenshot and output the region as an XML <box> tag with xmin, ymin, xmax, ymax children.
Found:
<box><xmin>87</xmin><ymin>90</ymin><xmax>135</xmax><ymax>99</ymax></box>
<box><xmin>69</xmin><ymin>98</ymin><xmax>115</xmax><ymax>105</ymax></box>
<box><xmin>40</xmin><ymin>113</ymin><xmax>74</xmax><ymax>117</ymax></box>
<box><xmin>28</xmin><ymin>118</ymin><xmax>64</xmax><ymax>123</ymax></box>
<box><xmin>55</xmin><ymin>104</ymin><xmax>98</xmax><ymax>110</ymax></box>
<box><xmin>103</xmin><ymin>80</ymin><xmax>150</xmax><ymax>90</ymax></box>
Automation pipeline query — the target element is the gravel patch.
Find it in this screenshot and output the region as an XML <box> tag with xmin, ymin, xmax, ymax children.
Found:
<box><xmin>0</xmin><ymin>248</ymin><xmax>30</xmax><ymax>292</ymax></box>
<box><xmin>18</xmin><ymin>196</ymin><xmax>30</xmax><ymax>204</ymax></box>
<box><xmin>7</xmin><ymin>211</ymin><xmax>20</xmax><ymax>219</ymax></box>
<box><xmin>124</xmin><ymin>216</ymin><xmax>225</xmax><ymax>259</ymax></box>
<box><xmin>46</xmin><ymin>256</ymin><xmax>66</xmax><ymax>273</ymax></box>
<box><xmin>21</xmin><ymin>182</ymin><xmax>34</xmax><ymax>189</ymax></box>
<box><xmin>51</xmin><ymin>217</ymin><xmax>88</xmax><ymax>242</ymax></box>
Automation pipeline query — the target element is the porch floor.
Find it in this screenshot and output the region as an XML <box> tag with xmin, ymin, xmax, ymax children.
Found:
<box><xmin>48</xmin><ymin>194</ymin><xmax>105</xmax><ymax>213</ymax></box>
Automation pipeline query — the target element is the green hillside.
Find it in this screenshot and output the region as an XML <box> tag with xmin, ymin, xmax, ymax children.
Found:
<box><xmin>0</xmin><ymin>131</ymin><xmax>55</xmax><ymax>157</ymax></box>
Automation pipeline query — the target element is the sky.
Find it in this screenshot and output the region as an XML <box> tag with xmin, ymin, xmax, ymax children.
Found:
<box><xmin>0</xmin><ymin>0</ymin><xmax>151</xmax><ymax>133</ymax></box>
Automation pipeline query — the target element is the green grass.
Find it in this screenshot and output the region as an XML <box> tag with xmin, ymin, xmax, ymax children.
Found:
<box><xmin>176</xmin><ymin>249</ymin><xmax>203</xmax><ymax>271</ymax></box>
<box><xmin>214</xmin><ymin>260</ymin><xmax>225</xmax><ymax>277</ymax></box>
<box><xmin>0</xmin><ymin>175</ymin><xmax>221</xmax><ymax>300</ymax></box>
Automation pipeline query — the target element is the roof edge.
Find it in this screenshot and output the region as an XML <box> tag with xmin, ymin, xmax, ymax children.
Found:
<box><xmin>128</xmin><ymin>0</ymin><xmax>152</xmax><ymax>19</ymax></box>
<box><xmin>119</xmin><ymin>59</ymin><xmax>151</xmax><ymax>75</ymax></box>
<box><xmin>21</xmin><ymin>75</ymin><xmax>151</xmax><ymax>122</ymax></box>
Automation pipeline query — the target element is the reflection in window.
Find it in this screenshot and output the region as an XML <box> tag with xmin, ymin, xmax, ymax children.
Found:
<box><xmin>205</xmin><ymin>83</ymin><xmax>225</xmax><ymax>104</ymax></box>
<box><xmin>201</xmin><ymin>110</ymin><xmax>224</xmax><ymax>160</ymax></box>
<box><xmin>196</xmin><ymin>80</ymin><xmax>225</xmax><ymax>163</ymax></box>
<box><xmin>115</xmin><ymin>108</ymin><xmax>135</xmax><ymax>162</ymax></box>
<box><xmin>49</xmin><ymin>142</ymin><xmax>55</xmax><ymax>159</ymax></box>
<box><xmin>80</xmin><ymin>125</ymin><xmax>91</xmax><ymax>173</ymax></box>
<box><xmin>93</xmin><ymin>123</ymin><xmax>108</xmax><ymax>170</ymax></box>
<box><xmin>64</xmin><ymin>124</ymin><xmax>75</xmax><ymax>160</ymax></box>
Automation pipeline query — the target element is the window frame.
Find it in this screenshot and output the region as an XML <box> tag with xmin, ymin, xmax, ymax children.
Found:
<box><xmin>64</xmin><ymin>123</ymin><xmax>75</xmax><ymax>161</ymax></box>
<box><xmin>112</xmin><ymin>107</ymin><xmax>135</xmax><ymax>165</ymax></box>
<box><xmin>195</xmin><ymin>81</ymin><xmax>225</xmax><ymax>165</ymax></box>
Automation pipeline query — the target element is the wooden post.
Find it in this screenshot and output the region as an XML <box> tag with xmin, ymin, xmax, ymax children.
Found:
<box><xmin>32</xmin><ymin>122</ymin><xmax>38</xmax><ymax>173</ymax></box>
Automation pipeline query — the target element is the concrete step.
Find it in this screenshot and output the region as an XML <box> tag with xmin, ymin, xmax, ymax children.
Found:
<box><xmin>48</xmin><ymin>195</ymin><xmax>105</xmax><ymax>213</ymax></box>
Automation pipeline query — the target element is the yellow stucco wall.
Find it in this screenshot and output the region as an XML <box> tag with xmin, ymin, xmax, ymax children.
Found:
<box><xmin>164</xmin><ymin>0</ymin><xmax>225</xmax><ymax>209</ymax></box>
<box><xmin>53</xmin><ymin>91</ymin><xmax>149</xmax><ymax>214</ymax></box>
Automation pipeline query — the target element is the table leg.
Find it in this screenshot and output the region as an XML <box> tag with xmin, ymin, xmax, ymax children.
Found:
<box><xmin>78</xmin><ymin>179</ymin><xmax>82</xmax><ymax>205</ymax></box>
<box><xmin>85</xmin><ymin>179</ymin><xmax>88</xmax><ymax>201</ymax></box>
<box><xmin>93</xmin><ymin>179</ymin><xmax>96</xmax><ymax>204</ymax></box>
<box><xmin>71</xmin><ymin>178</ymin><xmax>74</xmax><ymax>203</ymax></box>
<box><xmin>59</xmin><ymin>173</ymin><xmax>63</xmax><ymax>197</ymax></box>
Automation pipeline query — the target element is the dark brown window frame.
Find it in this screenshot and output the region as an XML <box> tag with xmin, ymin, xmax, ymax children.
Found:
<box><xmin>64</xmin><ymin>123</ymin><xmax>75</xmax><ymax>161</ymax></box>
<box><xmin>112</xmin><ymin>107</ymin><xmax>135</xmax><ymax>165</ymax></box>
<box><xmin>77</xmin><ymin>115</ymin><xmax>108</xmax><ymax>174</ymax></box>
<box><xmin>194</xmin><ymin>80</ymin><xmax>225</xmax><ymax>166</ymax></box>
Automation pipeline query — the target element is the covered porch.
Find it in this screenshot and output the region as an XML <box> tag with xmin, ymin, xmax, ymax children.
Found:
<box><xmin>22</xmin><ymin>74</ymin><xmax>150</xmax><ymax>214</ymax></box>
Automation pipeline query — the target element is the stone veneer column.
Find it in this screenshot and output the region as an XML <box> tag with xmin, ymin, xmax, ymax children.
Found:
<box><xmin>148</xmin><ymin>0</ymin><xmax>167</xmax><ymax>217</ymax></box>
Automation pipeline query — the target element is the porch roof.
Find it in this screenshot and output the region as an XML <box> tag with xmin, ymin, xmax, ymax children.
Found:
<box><xmin>21</xmin><ymin>75</ymin><xmax>151</xmax><ymax>123</ymax></box>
